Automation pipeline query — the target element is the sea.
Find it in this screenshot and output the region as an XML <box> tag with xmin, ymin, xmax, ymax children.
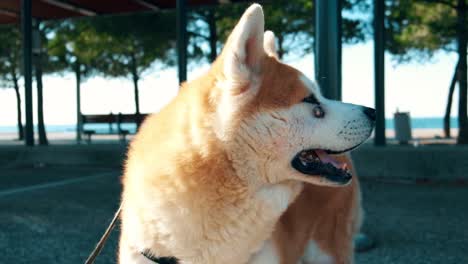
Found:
<box><xmin>0</xmin><ymin>117</ymin><xmax>460</xmax><ymax>133</ymax></box>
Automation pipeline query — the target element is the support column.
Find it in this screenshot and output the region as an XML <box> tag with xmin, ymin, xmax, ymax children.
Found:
<box><xmin>315</xmin><ymin>0</ymin><xmax>342</xmax><ymax>100</ymax></box>
<box><xmin>75</xmin><ymin>64</ymin><xmax>82</xmax><ymax>143</ymax></box>
<box><xmin>374</xmin><ymin>0</ymin><xmax>386</xmax><ymax>146</ymax></box>
<box><xmin>176</xmin><ymin>0</ymin><xmax>187</xmax><ymax>84</ymax></box>
<box><xmin>21</xmin><ymin>0</ymin><xmax>34</xmax><ymax>146</ymax></box>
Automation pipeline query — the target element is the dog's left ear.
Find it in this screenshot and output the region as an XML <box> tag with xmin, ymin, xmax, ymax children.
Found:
<box><xmin>221</xmin><ymin>4</ymin><xmax>265</xmax><ymax>94</ymax></box>
<box><xmin>263</xmin><ymin>31</ymin><xmax>279</xmax><ymax>59</ymax></box>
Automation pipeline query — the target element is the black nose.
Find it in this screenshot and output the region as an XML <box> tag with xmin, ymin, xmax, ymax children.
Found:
<box><xmin>363</xmin><ymin>107</ymin><xmax>376</xmax><ymax>121</ymax></box>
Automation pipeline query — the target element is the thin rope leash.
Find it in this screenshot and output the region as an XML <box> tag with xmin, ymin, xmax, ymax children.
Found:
<box><xmin>85</xmin><ymin>203</ymin><xmax>122</xmax><ymax>264</ymax></box>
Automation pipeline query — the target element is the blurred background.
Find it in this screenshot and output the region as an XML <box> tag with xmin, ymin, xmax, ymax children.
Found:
<box><xmin>0</xmin><ymin>0</ymin><xmax>467</xmax><ymax>263</ymax></box>
<box><xmin>0</xmin><ymin>0</ymin><xmax>466</xmax><ymax>145</ymax></box>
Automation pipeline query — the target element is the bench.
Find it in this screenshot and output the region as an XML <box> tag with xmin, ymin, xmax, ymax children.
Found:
<box><xmin>80</xmin><ymin>113</ymin><xmax>147</xmax><ymax>143</ymax></box>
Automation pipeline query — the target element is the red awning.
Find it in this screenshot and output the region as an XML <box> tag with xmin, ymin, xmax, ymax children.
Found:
<box><xmin>0</xmin><ymin>0</ymin><xmax>244</xmax><ymax>24</ymax></box>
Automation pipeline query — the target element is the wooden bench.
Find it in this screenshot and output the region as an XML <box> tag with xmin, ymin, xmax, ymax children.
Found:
<box><xmin>80</xmin><ymin>113</ymin><xmax>147</xmax><ymax>143</ymax></box>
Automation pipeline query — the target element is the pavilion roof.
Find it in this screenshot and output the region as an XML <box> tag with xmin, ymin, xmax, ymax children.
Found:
<box><xmin>0</xmin><ymin>0</ymin><xmax>245</xmax><ymax>24</ymax></box>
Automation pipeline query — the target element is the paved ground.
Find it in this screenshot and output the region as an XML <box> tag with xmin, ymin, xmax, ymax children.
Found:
<box><xmin>358</xmin><ymin>180</ymin><xmax>468</xmax><ymax>263</ymax></box>
<box><xmin>0</xmin><ymin>166</ymin><xmax>467</xmax><ymax>263</ymax></box>
<box><xmin>0</xmin><ymin>167</ymin><xmax>121</xmax><ymax>264</ymax></box>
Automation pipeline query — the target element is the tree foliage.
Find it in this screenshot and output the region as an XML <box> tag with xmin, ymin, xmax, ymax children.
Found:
<box><xmin>45</xmin><ymin>12</ymin><xmax>177</xmax><ymax>116</ymax></box>
<box><xmin>86</xmin><ymin>12</ymin><xmax>176</xmax><ymax>114</ymax></box>
<box><xmin>385</xmin><ymin>0</ymin><xmax>461</xmax><ymax>62</ymax></box>
<box><xmin>188</xmin><ymin>0</ymin><xmax>369</xmax><ymax>61</ymax></box>
<box><xmin>47</xmin><ymin>20</ymin><xmax>103</xmax><ymax>80</ymax></box>
<box><xmin>0</xmin><ymin>26</ymin><xmax>21</xmax><ymax>89</ymax></box>
<box><xmin>89</xmin><ymin>12</ymin><xmax>176</xmax><ymax>77</ymax></box>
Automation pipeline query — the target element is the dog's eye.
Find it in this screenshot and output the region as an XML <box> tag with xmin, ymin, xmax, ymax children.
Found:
<box><xmin>302</xmin><ymin>94</ymin><xmax>319</xmax><ymax>105</ymax></box>
<box><xmin>312</xmin><ymin>105</ymin><xmax>325</xmax><ymax>118</ymax></box>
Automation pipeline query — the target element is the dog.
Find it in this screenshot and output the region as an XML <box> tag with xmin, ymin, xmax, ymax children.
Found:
<box><xmin>119</xmin><ymin>4</ymin><xmax>375</xmax><ymax>264</ymax></box>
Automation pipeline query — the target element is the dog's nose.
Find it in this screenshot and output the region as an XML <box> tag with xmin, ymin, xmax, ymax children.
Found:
<box><xmin>362</xmin><ymin>107</ymin><xmax>376</xmax><ymax>121</ymax></box>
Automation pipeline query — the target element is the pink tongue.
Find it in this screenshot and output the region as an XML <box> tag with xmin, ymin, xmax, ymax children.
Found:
<box><xmin>315</xmin><ymin>150</ymin><xmax>346</xmax><ymax>170</ymax></box>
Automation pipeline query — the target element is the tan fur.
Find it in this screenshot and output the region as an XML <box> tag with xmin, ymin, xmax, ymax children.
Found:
<box><xmin>272</xmin><ymin>155</ymin><xmax>362</xmax><ymax>264</ymax></box>
<box><xmin>119</xmin><ymin>4</ymin><xmax>371</xmax><ymax>264</ymax></box>
<box><xmin>119</xmin><ymin>5</ymin><xmax>309</xmax><ymax>263</ymax></box>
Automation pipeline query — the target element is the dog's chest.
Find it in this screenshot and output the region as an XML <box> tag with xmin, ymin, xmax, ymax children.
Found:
<box><xmin>123</xmin><ymin>176</ymin><xmax>301</xmax><ymax>264</ymax></box>
<box><xmin>167</xmin><ymin>184</ymin><xmax>298</xmax><ymax>264</ymax></box>
<box><xmin>194</xmin><ymin>183</ymin><xmax>301</xmax><ymax>264</ymax></box>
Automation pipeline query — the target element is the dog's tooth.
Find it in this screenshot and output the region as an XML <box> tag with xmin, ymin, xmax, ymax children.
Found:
<box><xmin>341</xmin><ymin>163</ymin><xmax>348</xmax><ymax>170</ymax></box>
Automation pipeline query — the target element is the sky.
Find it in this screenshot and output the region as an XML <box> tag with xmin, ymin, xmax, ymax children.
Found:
<box><xmin>0</xmin><ymin>41</ymin><xmax>459</xmax><ymax>126</ymax></box>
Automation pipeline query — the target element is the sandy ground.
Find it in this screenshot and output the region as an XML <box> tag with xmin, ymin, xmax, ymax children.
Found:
<box><xmin>0</xmin><ymin>131</ymin><xmax>132</xmax><ymax>145</ymax></box>
<box><xmin>0</xmin><ymin>166</ymin><xmax>467</xmax><ymax>263</ymax></box>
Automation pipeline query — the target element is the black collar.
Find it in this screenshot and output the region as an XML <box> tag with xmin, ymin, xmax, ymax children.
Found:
<box><xmin>141</xmin><ymin>250</ymin><xmax>178</xmax><ymax>264</ymax></box>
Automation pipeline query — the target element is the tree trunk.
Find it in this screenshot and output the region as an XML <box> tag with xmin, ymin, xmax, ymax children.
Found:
<box><xmin>12</xmin><ymin>70</ymin><xmax>24</xmax><ymax>140</ymax></box>
<box><xmin>277</xmin><ymin>34</ymin><xmax>285</xmax><ymax>60</ymax></box>
<box><xmin>444</xmin><ymin>61</ymin><xmax>459</xmax><ymax>138</ymax></box>
<box><xmin>75</xmin><ymin>63</ymin><xmax>82</xmax><ymax>143</ymax></box>
<box><xmin>130</xmin><ymin>53</ymin><xmax>141</xmax><ymax>115</ymax></box>
<box><xmin>207</xmin><ymin>10</ymin><xmax>217</xmax><ymax>62</ymax></box>
<box><xmin>456</xmin><ymin>0</ymin><xmax>468</xmax><ymax>144</ymax></box>
<box><xmin>35</xmin><ymin>53</ymin><xmax>48</xmax><ymax>146</ymax></box>
<box><xmin>132</xmin><ymin>74</ymin><xmax>140</xmax><ymax>115</ymax></box>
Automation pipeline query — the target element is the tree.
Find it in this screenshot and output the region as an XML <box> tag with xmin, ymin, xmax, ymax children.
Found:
<box><xmin>385</xmin><ymin>0</ymin><xmax>468</xmax><ymax>143</ymax></box>
<box><xmin>187</xmin><ymin>0</ymin><xmax>368</xmax><ymax>62</ymax></box>
<box><xmin>90</xmin><ymin>13</ymin><xmax>176</xmax><ymax>116</ymax></box>
<box><xmin>444</xmin><ymin>61</ymin><xmax>459</xmax><ymax>138</ymax></box>
<box><xmin>34</xmin><ymin>22</ymin><xmax>48</xmax><ymax>145</ymax></box>
<box><xmin>47</xmin><ymin>20</ymin><xmax>103</xmax><ymax>141</ymax></box>
<box><xmin>31</xmin><ymin>21</ymin><xmax>67</xmax><ymax>145</ymax></box>
<box><xmin>0</xmin><ymin>25</ymin><xmax>24</xmax><ymax>140</ymax></box>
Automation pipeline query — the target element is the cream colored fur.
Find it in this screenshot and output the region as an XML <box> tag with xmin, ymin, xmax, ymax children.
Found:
<box><xmin>119</xmin><ymin>3</ymin><xmax>373</xmax><ymax>264</ymax></box>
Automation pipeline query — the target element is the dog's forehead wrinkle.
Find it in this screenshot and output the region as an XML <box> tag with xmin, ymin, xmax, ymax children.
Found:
<box><xmin>239</xmin><ymin>137</ymin><xmax>259</xmax><ymax>155</ymax></box>
<box><xmin>256</xmin><ymin>122</ymin><xmax>282</xmax><ymax>143</ymax></box>
<box><xmin>239</xmin><ymin>121</ymin><xmax>260</xmax><ymax>143</ymax></box>
<box><xmin>236</xmin><ymin>117</ymin><xmax>280</xmax><ymax>152</ymax></box>
<box><xmin>269</xmin><ymin>111</ymin><xmax>288</xmax><ymax>123</ymax></box>
<box><xmin>263</xmin><ymin>124</ymin><xmax>276</xmax><ymax>138</ymax></box>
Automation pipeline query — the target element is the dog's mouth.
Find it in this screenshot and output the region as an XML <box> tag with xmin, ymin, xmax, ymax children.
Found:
<box><xmin>291</xmin><ymin>149</ymin><xmax>352</xmax><ymax>185</ymax></box>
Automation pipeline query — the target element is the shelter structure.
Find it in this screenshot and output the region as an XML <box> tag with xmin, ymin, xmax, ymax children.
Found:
<box><xmin>0</xmin><ymin>0</ymin><xmax>386</xmax><ymax>146</ymax></box>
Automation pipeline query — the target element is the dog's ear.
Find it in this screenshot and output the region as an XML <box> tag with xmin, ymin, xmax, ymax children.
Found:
<box><xmin>220</xmin><ymin>4</ymin><xmax>265</xmax><ymax>94</ymax></box>
<box><xmin>263</xmin><ymin>31</ymin><xmax>279</xmax><ymax>59</ymax></box>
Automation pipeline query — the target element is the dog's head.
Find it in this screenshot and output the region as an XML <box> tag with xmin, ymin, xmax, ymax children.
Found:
<box><xmin>208</xmin><ymin>4</ymin><xmax>375</xmax><ymax>187</ymax></box>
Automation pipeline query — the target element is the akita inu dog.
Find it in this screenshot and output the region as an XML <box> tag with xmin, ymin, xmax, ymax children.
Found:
<box><xmin>119</xmin><ymin>4</ymin><xmax>375</xmax><ymax>264</ymax></box>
